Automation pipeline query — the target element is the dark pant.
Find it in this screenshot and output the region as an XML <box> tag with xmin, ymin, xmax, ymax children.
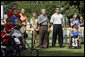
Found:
<box><xmin>39</xmin><ymin>26</ymin><xmax>49</xmax><ymax>48</ymax></box>
<box><xmin>52</xmin><ymin>24</ymin><xmax>63</xmax><ymax>47</ymax></box>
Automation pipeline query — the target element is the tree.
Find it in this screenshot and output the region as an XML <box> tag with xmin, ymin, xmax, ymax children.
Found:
<box><xmin>1</xmin><ymin>1</ymin><xmax>84</xmax><ymax>24</ymax></box>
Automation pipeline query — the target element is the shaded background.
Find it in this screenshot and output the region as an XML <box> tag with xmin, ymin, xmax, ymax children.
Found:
<box><xmin>1</xmin><ymin>1</ymin><xmax>84</xmax><ymax>56</ymax></box>
<box><xmin>1</xmin><ymin>1</ymin><xmax>84</xmax><ymax>27</ymax></box>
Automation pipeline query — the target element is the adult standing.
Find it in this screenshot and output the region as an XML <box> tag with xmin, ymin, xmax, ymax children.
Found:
<box><xmin>50</xmin><ymin>7</ymin><xmax>64</xmax><ymax>48</ymax></box>
<box><xmin>80</xmin><ymin>16</ymin><xmax>84</xmax><ymax>27</ymax></box>
<box><xmin>30</xmin><ymin>12</ymin><xmax>39</xmax><ymax>48</ymax></box>
<box><xmin>19</xmin><ymin>8</ymin><xmax>28</xmax><ymax>49</ymax></box>
<box><xmin>11</xmin><ymin>9</ymin><xmax>21</xmax><ymax>26</ymax></box>
<box><xmin>70</xmin><ymin>13</ymin><xmax>80</xmax><ymax>32</ymax></box>
<box><xmin>7</xmin><ymin>3</ymin><xmax>20</xmax><ymax>18</ymax></box>
<box><xmin>20</xmin><ymin>9</ymin><xmax>28</xmax><ymax>27</ymax></box>
<box><xmin>38</xmin><ymin>9</ymin><xmax>49</xmax><ymax>48</ymax></box>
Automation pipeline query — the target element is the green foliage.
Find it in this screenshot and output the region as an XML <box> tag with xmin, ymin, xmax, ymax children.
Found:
<box><xmin>1</xmin><ymin>1</ymin><xmax>84</xmax><ymax>22</ymax></box>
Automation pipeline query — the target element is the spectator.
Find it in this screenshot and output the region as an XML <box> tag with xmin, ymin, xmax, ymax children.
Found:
<box><xmin>19</xmin><ymin>8</ymin><xmax>28</xmax><ymax>49</ymax></box>
<box><xmin>70</xmin><ymin>13</ymin><xmax>80</xmax><ymax>32</ymax></box>
<box><xmin>38</xmin><ymin>9</ymin><xmax>49</xmax><ymax>48</ymax></box>
<box><xmin>19</xmin><ymin>8</ymin><xmax>28</xmax><ymax>34</ymax></box>
<box><xmin>11</xmin><ymin>9</ymin><xmax>21</xmax><ymax>26</ymax></box>
<box><xmin>7</xmin><ymin>3</ymin><xmax>20</xmax><ymax>18</ymax></box>
<box><xmin>30</xmin><ymin>12</ymin><xmax>39</xmax><ymax>48</ymax></box>
<box><xmin>50</xmin><ymin>7</ymin><xmax>64</xmax><ymax>48</ymax></box>
<box><xmin>80</xmin><ymin>16</ymin><xmax>84</xmax><ymax>27</ymax></box>
<box><xmin>20</xmin><ymin>9</ymin><xmax>28</xmax><ymax>27</ymax></box>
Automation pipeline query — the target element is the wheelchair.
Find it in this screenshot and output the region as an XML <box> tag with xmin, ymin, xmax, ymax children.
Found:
<box><xmin>68</xmin><ymin>36</ymin><xmax>81</xmax><ymax>49</ymax></box>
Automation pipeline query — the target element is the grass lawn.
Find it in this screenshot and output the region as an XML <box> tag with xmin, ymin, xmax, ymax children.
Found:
<box><xmin>21</xmin><ymin>43</ymin><xmax>84</xmax><ymax>56</ymax></box>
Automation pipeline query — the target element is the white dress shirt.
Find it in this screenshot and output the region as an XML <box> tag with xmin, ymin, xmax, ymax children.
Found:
<box><xmin>50</xmin><ymin>13</ymin><xmax>64</xmax><ymax>24</ymax></box>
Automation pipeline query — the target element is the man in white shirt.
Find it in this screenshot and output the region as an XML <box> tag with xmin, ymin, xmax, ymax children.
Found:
<box><xmin>50</xmin><ymin>7</ymin><xmax>63</xmax><ymax>48</ymax></box>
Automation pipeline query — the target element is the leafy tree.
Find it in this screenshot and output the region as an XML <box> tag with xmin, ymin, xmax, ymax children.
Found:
<box><xmin>1</xmin><ymin>1</ymin><xmax>84</xmax><ymax>26</ymax></box>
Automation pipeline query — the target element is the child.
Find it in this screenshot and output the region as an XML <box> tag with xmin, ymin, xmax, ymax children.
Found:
<box><xmin>70</xmin><ymin>26</ymin><xmax>79</xmax><ymax>47</ymax></box>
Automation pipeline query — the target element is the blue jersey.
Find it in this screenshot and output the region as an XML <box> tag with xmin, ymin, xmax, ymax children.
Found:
<box><xmin>70</xmin><ymin>19</ymin><xmax>80</xmax><ymax>28</ymax></box>
<box><xmin>71</xmin><ymin>30</ymin><xmax>79</xmax><ymax>37</ymax></box>
<box><xmin>11</xmin><ymin>16</ymin><xmax>20</xmax><ymax>24</ymax></box>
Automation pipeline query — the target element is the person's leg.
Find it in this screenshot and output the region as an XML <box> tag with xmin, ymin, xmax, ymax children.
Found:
<box><xmin>33</xmin><ymin>31</ymin><xmax>39</xmax><ymax>47</ymax></box>
<box><xmin>32</xmin><ymin>31</ymin><xmax>36</xmax><ymax>48</ymax></box>
<box><xmin>21</xmin><ymin>25</ymin><xmax>27</xmax><ymax>49</ymax></box>
<box><xmin>58</xmin><ymin>25</ymin><xmax>63</xmax><ymax>48</ymax></box>
<box><xmin>52</xmin><ymin>25</ymin><xmax>57</xmax><ymax>47</ymax></box>
<box><xmin>36</xmin><ymin>33</ymin><xmax>39</xmax><ymax>47</ymax></box>
<box><xmin>47</xmin><ymin>32</ymin><xmax>50</xmax><ymax>47</ymax></box>
<box><xmin>43</xmin><ymin>26</ymin><xmax>49</xmax><ymax>48</ymax></box>
<box><xmin>39</xmin><ymin>26</ymin><xmax>44</xmax><ymax>48</ymax></box>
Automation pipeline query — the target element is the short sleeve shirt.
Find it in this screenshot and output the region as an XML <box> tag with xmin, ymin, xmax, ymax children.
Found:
<box><xmin>38</xmin><ymin>14</ymin><xmax>48</xmax><ymax>25</ymax></box>
<box><xmin>50</xmin><ymin>13</ymin><xmax>63</xmax><ymax>24</ymax></box>
<box><xmin>70</xmin><ymin>19</ymin><xmax>80</xmax><ymax>28</ymax></box>
<box><xmin>30</xmin><ymin>17</ymin><xmax>38</xmax><ymax>28</ymax></box>
<box><xmin>71</xmin><ymin>30</ymin><xmax>79</xmax><ymax>37</ymax></box>
<box><xmin>11</xmin><ymin>16</ymin><xmax>21</xmax><ymax>24</ymax></box>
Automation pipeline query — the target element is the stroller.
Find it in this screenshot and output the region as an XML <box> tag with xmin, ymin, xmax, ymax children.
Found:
<box><xmin>1</xmin><ymin>18</ymin><xmax>39</xmax><ymax>56</ymax></box>
<box><xmin>1</xmin><ymin>23</ymin><xmax>23</xmax><ymax>56</ymax></box>
<box><xmin>68</xmin><ymin>28</ymin><xmax>81</xmax><ymax>49</ymax></box>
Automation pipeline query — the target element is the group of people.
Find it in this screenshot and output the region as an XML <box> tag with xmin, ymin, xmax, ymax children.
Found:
<box><xmin>1</xmin><ymin>3</ymin><xmax>84</xmax><ymax>49</ymax></box>
<box><xmin>69</xmin><ymin>13</ymin><xmax>84</xmax><ymax>47</ymax></box>
<box><xmin>30</xmin><ymin>8</ymin><xmax>64</xmax><ymax>48</ymax></box>
<box><xmin>70</xmin><ymin>13</ymin><xmax>84</xmax><ymax>36</ymax></box>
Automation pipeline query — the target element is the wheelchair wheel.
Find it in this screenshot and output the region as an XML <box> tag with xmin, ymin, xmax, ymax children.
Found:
<box><xmin>78</xmin><ymin>39</ymin><xmax>81</xmax><ymax>49</ymax></box>
<box><xmin>68</xmin><ymin>40</ymin><xmax>72</xmax><ymax>48</ymax></box>
<box><xmin>31</xmin><ymin>49</ymin><xmax>39</xmax><ymax>56</ymax></box>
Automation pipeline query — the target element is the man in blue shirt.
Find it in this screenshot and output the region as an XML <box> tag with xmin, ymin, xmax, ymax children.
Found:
<box><xmin>38</xmin><ymin>14</ymin><xmax>48</xmax><ymax>26</ymax></box>
<box><xmin>38</xmin><ymin>9</ymin><xmax>49</xmax><ymax>48</ymax></box>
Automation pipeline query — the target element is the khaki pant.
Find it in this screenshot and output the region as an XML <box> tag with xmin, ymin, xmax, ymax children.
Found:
<box><xmin>20</xmin><ymin>25</ymin><xmax>26</xmax><ymax>48</ymax></box>
<box><xmin>32</xmin><ymin>30</ymin><xmax>39</xmax><ymax>48</ymax></box>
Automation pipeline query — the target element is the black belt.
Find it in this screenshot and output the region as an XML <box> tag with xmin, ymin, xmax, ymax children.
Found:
<box><xmin>54</xmin><ymin>24</ymin><xmax>61</xmax><ymax>25</ymax></box>
<box><xmin>40</xmin><ymin>25</ymin><xmax>47</xmax><ymax>26</ymax></box>
<box><xmin>54</xmin><ymin>24</ymin><xmax>62</xmax><ymax>26</ymax></box>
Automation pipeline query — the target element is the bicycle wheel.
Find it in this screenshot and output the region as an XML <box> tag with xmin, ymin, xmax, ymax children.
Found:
<box><xmin>1</xmin><ymin>50</ymin><xmax>5</xmax><ymax>56</ymax></box>
<box><xmin>31</xmin><ymin>49</ymin><xmax>39</xmax><ymax>56</ymax></box>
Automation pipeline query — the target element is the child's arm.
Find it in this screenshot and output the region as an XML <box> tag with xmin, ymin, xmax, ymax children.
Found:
<box><xmin>70</xmin><ymin>31</ymin><xmax>73</xmax><ymax>36</ymax></box>
<box><xmin>71</xmin><ymin>21</ymin><xmax>76</xmax><ymax>27</ymax></box>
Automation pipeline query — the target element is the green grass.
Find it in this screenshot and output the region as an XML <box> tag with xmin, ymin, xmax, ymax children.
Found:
<box><xmin>38</xmin><ymin>44</ymin><xmax>84</xmax><ymax>56</ymax></box>
<box><xmin>21</xmin><ymin>43</ymin><xmax>84</xmax><ymax>56</ymax></box>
